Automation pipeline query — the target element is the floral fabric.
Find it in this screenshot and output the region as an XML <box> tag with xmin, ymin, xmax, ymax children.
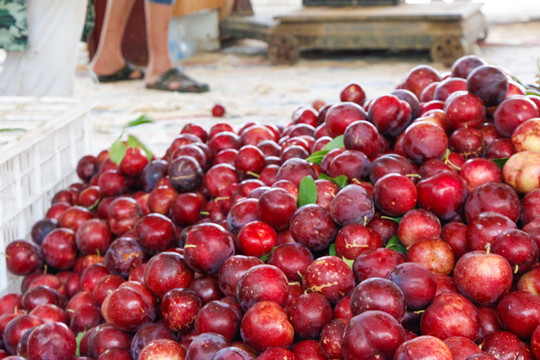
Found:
<box><xmin>0</xmin><ymin>0</ymin><xmax>28</xmax><ymax>51</ymax></box>
<box><xmin>0</xmin><ymin>0</ymin><xmax>94</xmax><ymax>51</ymax></box>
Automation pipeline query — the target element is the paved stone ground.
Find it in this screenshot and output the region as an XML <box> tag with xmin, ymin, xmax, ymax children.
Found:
<box><xmin>72</xmin><ymin>17</ymin><xmax>540</xmax><ymax>157</ymax></box>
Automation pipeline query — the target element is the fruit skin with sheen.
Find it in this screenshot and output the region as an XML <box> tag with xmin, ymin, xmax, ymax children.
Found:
<box><xmin>168</xmin><ymin>155</ymin><xmax>203</xmax><ymax>193</ymax></box>
<box><xmin>257</xmin><ymin>187</ymin><xmax>297</xmax><ymax>231</ymax></box>
<box><xmin>288</xmin><ymin>292</ymin><xmax>333</xmax><ymax>339</ymax></box>
<box><xmin>101</xmin><ymin>281</ymin><xmax>157</xmax><ymax>332</ymax></box>
<box><xmin>398</xmin><ymin>209</ymin><xmax>441</xmax><ymax>248</ymax></box>
<box><xmin>325</xmin><ymin>102</ymin><xmax>367</xmax><ymax>138</ymax></box>
<box><xmin>3</xmin><ymin>314</ymin><xmax>44</xmax><ymax>354</ymax></box>
<box><xmin>119</xmin><ymin>147</ymin><xmax>149</xmax><ymax>177</ymax></box>
<box><xmin>353</xmin><ymin>248</ymin><xmax>406</xmax><ymax>283</ymax></box>
<box><xmin>464</xmin><ymin>181</ymin><xmax>521</xmax><ymax>223</ymax></box>
<box><xmin>373</xmin><ymin>173</ymin><xmax>417</xmax><ymax>217</ymax></box>
<box><xmin>240</xmin><ymin>301</ymin><xmax>294</xmax><ymax>354</ymax></box>
<box><xmin>302</xmin><ymin>256</ymin><xmax>355</xmax><ymax>304</ymax></box>
<box><xmin>5</xmin><ymin>240</ymin><xmax>43</xmax><ymax>276</ymax></box>
<box><xmin>466</xmin><ymin>65</ymin><xmax>509</xmax><ymax>107</ymax></box>
<box><xmin>387</xmin><ymin>262</ymin><xmax>437</xmax><ymax>311</ymax></box>
<box><xmin>104</xmin><ymin>237</ymin><xmax>145</xmax><ymax>278</ymax></box>
<box><xmin>139</xmin><ymin>339</ymin><xmax>186</xmax><ymax>360</ymax></box>
<box><xmin>416</xmin><ymin>170</ymin><xmax>467</xmax><ymax>221</ymax></box>
<box><xmin>403</xmin><ymin>64</ymin><xmax>441</xmax><ymax>98</ymax></box>
<box><xmin>329</xmin><ymin>184</ymin><xmax>375</xmax><ymax>226</ymax></box>
<box><xmin>451</xmin><ymin>55</ymin><xmax>487</xmax><ymax>79</ymax></box>
<box><xmin>420</xmin><ymin>292</ymin><xmax>480</xmax><ymax>341</ymax></box>
<box><xmin>341</xmin><ymin>310</ymin><xmax>406</xmax><ymax>360</ymax></box>
<box><xmin>393</xmin><ymin>335</ymin><xmax>453</xmax><ymax>360</ymax></box>
<box><xmin>143</xmin><ymin>251</ymin><xmax>194</xmax><ymax>298</ymax></box>
<box><xmin>343</xmin><ymin>120</ymin><xmax>381</xmax><ymax>157</ymax></box>
<box><xmin>459</xmin><ymin>158</ymin><xmax>502</xmax><ymax>192</ymax></box>
<box><xmin>258</xmin><ymin>347</ymin><xmax>296</xmax><ymax>360</ymax></box>
<box><xmin>237</xmin><ymin>264</ymin><xmax>289</xmax><ymax>311</ymax></box>
<box><xmin>493</xmin><ymin>95</ymin><xmax>539</xmax><ymax>138</ymax></box>
<box><xmin>503</xmin><ymin>151</ymin><xmax>540</xmax><ymax>194</ymax></box>
<box><xmin>335</xmin><ymin>223</ymin><xmax>382</xmax><ymax>261</ymax></box>
<box><xmin>236</xmin><ymin>220</ymin><xmax>277</xmax><ymax>258</ymax></box>
<box><xmin>453</xmin><ymin>251</ymin><xmax>513</xmax><ymax>306</ymax></box>
<box><xmin>160</xmin><ymin>288</ymin><xmax>201</xmax><ymax>332</ymax></box>
<box><xmin>444</xmin><ymin>91</ymin><xmax>486</xmax><ymax>130</ymax></box>
<box><xmin>183</xmin><ymin>223</ymin><xmax>235</xmax><ymax>274</ymax></box>
<box><xmin>350</xmin><ymin>277</ymin><xmax>406</xmax><ymax>322</ymax></box>
<box><xmin>340</xmin><ymin>82</ymin><xmax>366</xmax><ymax>105</ymax></box>
<box><xmin>368</xmin><ymin>94</ymin><xmax>412</xmax><ymax>138</ymax></box>
<box><xmin>41</xmin><ymin>228</ymin><xmax>77</xmax><ymax>270</ymax></box>
<box><xmin>512</xmin><ymin>118</ymin><xmax>540</xmax><ymax>152</ymax></box>
<box><xmin>401</xmin><ymin>122</ymin><xmax>448</xmax><ymax>164</ymax></box>
<box><xmin>212</xmin><ymin>104</ymin><xmax>226</xmax><ymax>117</ymax></box>
<box><xmin>289</xmin><ymin>204</ymin><xmax>338</xmax><ymax>252</ymax></box>
<box><xmin>27</xmin><ymin>322</ymin><xmax>76</xmax><ymax>360</ymax></box>
<box><xmin>135</xmin><ymin>213</ymin><xmax>175</xmax><ymax>254</ymax></box>
<box><xmin>496</xmin><ymin>290</ymin><xmax>540</xmax><ymax>340</ymax></box>
<box><xmin>75</xmin><ymin>219</ymin><xmax>113</xmax><ymax>256</ymax></box>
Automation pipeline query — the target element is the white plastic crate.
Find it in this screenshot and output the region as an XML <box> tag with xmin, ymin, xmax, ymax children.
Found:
<box><xmin>0</xmin><ymin>97</ymin><xmax>92</xmax><ymax>294</ymax></box>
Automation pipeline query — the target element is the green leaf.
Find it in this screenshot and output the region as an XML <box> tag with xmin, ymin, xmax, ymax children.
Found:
<box><xmin>342</xmin><ymin>256</ymin><xmax>355</xmax><ymax>270</ymax></box>
<box><xmin>298</xmin><ymin>176</ymin><xmax>317</xmax><ymax>207</ymax></box>
<box><xmin>0</xmin><ymin>128</ymin><xmax>27</xmax><ymax>132</ymax></box>
<box><xmin>124</xmin><ymin>114</ymin><xmax>154</xmax><ymax>128</ymax></box>
<box><xmin>526</xmin><ymin>90</ymin><xmax>540</xmax><ymax>96</ymax></box>
<box><xmin>109</xmin><ymin>139</ymin><xmax>127</xmax><ymax>165</ymax></box>
<box><xmin>126</xmin><ymin>134</ymin><xmax>153</xmax><ymax>161</ymax></box>
<box><xmin>306</xmin><ymin>135</ymin><xmax>345</xmax><ymax>165</ymax></box>
<box><xmin>512</xmin><ymin>75</ymin><xmax>526</xmax><ymax>88</ymax></box>
<box><xmin>319</xmin><ymin>174</ymin><xmax>348</xmax><ymax>188</ymax></box>
<box><xmin>260</xmin><ymin>246</ymin><xmax>277</xmax><ymax>262</ymax></box>
<box><xmin>386</xmin><ymin>236</ymin><xmax>407</xmax><ymax>254</ymax></box>
<box><xmin>380</xmin><ymin>216</ymin><xmax>403</xmax><ymax>224</ymax></box>
<box><xmin>321</xmin><ymin>135</ymin><xmax>345</xmax><ymax>151</ymax></box>
<box><xmin>491</xmin><ymin>157</ymin><xmax>509</xmax><ymax>170</ymax></box>
<box><xmin>75</xmin><ymin>327</ymin><xmax>87</xmax><ymax>357</ymax></box>
<box><xmin>306</xmin><ymin>150</ymin><xmax>328</xmax><ymax>165</ymax></box>
<box><xmin>329</xmin><ymin>243</ymin><xmax>337</xmax><ymax>257</ymax></box>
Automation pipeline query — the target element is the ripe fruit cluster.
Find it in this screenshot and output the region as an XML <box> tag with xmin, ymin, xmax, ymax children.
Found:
<box><xmin>2</xmin><ymin>55</ymin><xmax>540</xmax><ymax>360</ymax></box>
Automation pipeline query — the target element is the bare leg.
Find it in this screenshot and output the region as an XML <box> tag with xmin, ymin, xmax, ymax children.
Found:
<box><xmin>144</xmin><ymin>1</ymin><xmax>207</xmax><ymax>92</ymax></box>
<box><xmin>90</xmin><ymin>0</ymin><xmax>143</xmax><ymax>78</ymax></box>
<box><xmin>143</xmin><ymin>0</ymin><xmax>176</xmax><ymax>86</ymax></box>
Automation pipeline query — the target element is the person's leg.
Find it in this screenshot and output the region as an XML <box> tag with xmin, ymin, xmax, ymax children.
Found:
<box><xmin>143</xmin><ymin>0</ymin><xmax>174</xmax><ymax>85</ymax></box>
<box><xmin>0</xmin><ymin>0</ymin><xmax>88</xmax><ymax>96</ymax></box>
<box><xmin>90</xmin><ymin>0</ymin><xmax>143</xmax><ymax>78</ymax></box>
<box><xmin>144</xmin><ymin>0</ymin><xmax>208</xmax><ymax>92</ymax></box>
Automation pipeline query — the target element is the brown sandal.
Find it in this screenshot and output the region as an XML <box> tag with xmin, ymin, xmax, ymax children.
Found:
<box><xmin>90</xmin><ymin>62</ymin><xmax>144</xmax><ymax>83</ymax></box>
<box><xmin>145</xmin><ymin>68</ymin><xmax>209</xmax><ymax>93</ymax></box>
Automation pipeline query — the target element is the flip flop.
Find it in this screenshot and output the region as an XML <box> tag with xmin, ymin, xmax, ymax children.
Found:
<box><xmin>90</xmin><ymin>62</ymin><xmax>145</xmax><ymax>83</ymax></box>
<box><xmin>145</xmin><ymin>68</ymin><xmax>209</xmax><ymax>93</ymax></box>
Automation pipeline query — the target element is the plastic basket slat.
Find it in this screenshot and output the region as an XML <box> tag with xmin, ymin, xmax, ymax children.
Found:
<box><xmin>0</xmin><ymin>97</ymin><xmax>92</xmax><ymax>295</ymax></box>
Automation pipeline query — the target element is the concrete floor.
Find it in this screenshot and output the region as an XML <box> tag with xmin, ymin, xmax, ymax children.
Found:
<box><xmin>72</xmin><ymin>16</ymin><xmax>540</xmax><ymax>157</ymax></box>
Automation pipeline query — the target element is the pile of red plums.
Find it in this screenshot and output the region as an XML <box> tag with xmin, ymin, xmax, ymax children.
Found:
<box><xmin>2</xmin><ymin>55</ymin><xmax>540</xmax><ymax>360</ymax></box>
